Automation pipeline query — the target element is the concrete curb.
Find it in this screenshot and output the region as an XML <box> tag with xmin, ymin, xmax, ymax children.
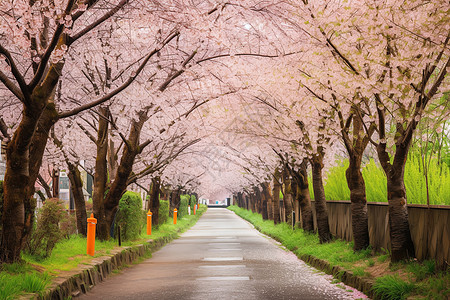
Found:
<box><xmin>39</xmin><ymin>235</ymin><xmax>174</xmax><ymax>300</ymax></box>
<box><xmin>233</xmin><ymin>211</ymin><xmax>377</xmax><ymax>299</ymax></box>
<box><xmin>37</xmin><ymin>209</ymin><xmax>206</xmax><ymax>300</ymax></box>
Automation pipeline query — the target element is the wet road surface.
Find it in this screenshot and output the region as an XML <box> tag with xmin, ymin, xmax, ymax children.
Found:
<box><xmin>79</xmin><ymin>208</ymin><xmax>365</xmax><ymax>299</ymax></box>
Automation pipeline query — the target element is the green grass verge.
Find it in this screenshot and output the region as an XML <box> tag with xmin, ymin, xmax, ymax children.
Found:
<box><xmin>0</xmin><ymin>263</ymin><xmax>52</xmax><ymax>300</ymax></box>
<box><xmin>228</xmin><ymin>205</ymin><xmax>449</xmax><ymax>299</ymax></box>
<box><xmin>0</xmin><ymin>205</ymin><xmax>207</xmax><ymax>300</ymax></box>
<box><xmin>372</xmin><ymin>275</ymin><xmax>415</xmax><ymax>300</ymax></box>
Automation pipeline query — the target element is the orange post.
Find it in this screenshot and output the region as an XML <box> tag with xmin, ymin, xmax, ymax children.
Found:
<box><xmin>86</xmin><ymin>213</ymin><xmax>97</xmax><ymax>256</ymax></box>
<box><xmin>193</xmin><ymin>203</ymin><xmax>196</xmax><ymax>215</ymax></box>
<box><xmin>147</xmin><ymin>210</ymin><xmax>152</xmax><ymax>235</ymax></box>
<box><xmin>173</xmin><ymin>208</ymin><xmax>178</xmax><ymax>224</ymax></box>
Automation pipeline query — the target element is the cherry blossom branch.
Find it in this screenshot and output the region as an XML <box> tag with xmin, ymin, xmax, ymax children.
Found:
<box><xmin>180</xmin><ymin>89</ymin><xmax>240</xmax><ymax>119</ymax></box>
<box><xmin>28</xmin><ymin>0</ymin><xmax>77</xmax><ymax>90</ymax></box>
<box><xmin>37</xmin><ymin>173</ymin><xmax>52</xmax><ymax>199</ymax></box>
<box><xmin>159</xmin><ymin>50</ymin><xmax>197</xmax><ymax>92</ymax></box>
<box><xmin>0</xmin><ymin>117</ymin><xmax>10</xmax><ymax>140</ymax></box>
<box><xmin>401</xmin><ymin>56</ymin><xmax>450</xmax><ymax>147</ymax></box>
<box><xmin>77</xmin><ymin>123</ymin><xmax>98</xmax><ymax>144</ymax></box>
<box><xmin>196</xmin><ymin>51</ymin><xmax>299</xmax><ymax>64</ymax></box>
<box><xmin>0</xmin><ymin>70</ymin><xmax>24</xmax><ymax>101</ymax></box>
<box><xmin>0</xmin><ymin>45</ymin><xmax>29</xmax><ymax>102</ymax></box>
<box><xmin>68</xmin><ymin>0</ymin><xmax>129</xmax><ymax>45</ymax></box>
<box><xmin>59</xmin><ymin>31</ymin><xmax>179</xmax><ymax>119</ymax></box>
<box><xmin>127</xmin><ymin>138</ymin><xmax>201</xmax><ymax>185</ymax></box>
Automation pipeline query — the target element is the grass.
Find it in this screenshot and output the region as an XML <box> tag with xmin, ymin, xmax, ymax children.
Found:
<box><xmin>0</xmin><ymin>263</ymin><xmax>52</xmax><ymax>299</ymax></box>
<box><xmin>229</xmin><ymin>205</ymin><xmax>449</xmax><ymax>299</ymax></box>
<box><xmin>1</xmin><ymin>205</ymin><xmax>207</xmax><ymax>299</ymax></box>
<box><xmin>372</xmin><ymin>275</ymin><xmax>415</xmax><ymax>300</ymax></box>
<box><xmin>309</xmin><ymin>155</ymin><xmax>450</xmax><ymax>205</ymax></box>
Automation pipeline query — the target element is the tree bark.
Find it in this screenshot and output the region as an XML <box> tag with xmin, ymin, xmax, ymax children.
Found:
<box><xmin>292</xmin><ymin>160</ymin><xmax>314</xmax><ymax>233</ymax></box>
<box><xmin>346</xmin><ymin>153</ymin><xmax>370</xmax><ymax>251</ymax></box>
<box><xmin>0</xmin><ymin>96</ymin><xmax>51</xmax><ymax>262</ymax></box>
<box><xmin>337</xmin><ymin>107</ymin><xmax>371</xmax><ymax>251</ymax></box>
<box><xmin>67</xmin><ymin>162</ymin><xmax>87</xmax><ymax>236</ymax></box>
<box><xmin>256</xmin><ymin>186</ymin><xmax>268</xmax><ymax>220</ymax></box>
<box><xmin>282</xmin><ymin>167</ymin><xmax>294</xmax><ymax>225</ymax></box>
<box><xmin>149</xmin><ymin>177</ymin><xmax>160</xmax><ymax>226</ymax></box>
<box><xmin>272</xmin><ymin>169</ymin><xmax>281</xmax><ymax>224</ymax></box>
<box><xmin>377</xmin><ymin>142</ymin><xmax>415</xmax><ymax>261</ymax></box>
<box><xmin>311</xmin><ymin>156</ymin><xmax>332</xmax><ymax>243</ymax></box>
<box><xmin>169</xmin><ymin>188</ymin><xmax>181</xmax><ymax>217</ymax></box>
<box><xmin>92</xmin><ymin>107</ymin><xmax>109</xmax><ymax>241</ymax></box>
<box><xmin>261</xmin><ymin>182</ymin><xmax>273</xmax><ymax>221</ymax></box>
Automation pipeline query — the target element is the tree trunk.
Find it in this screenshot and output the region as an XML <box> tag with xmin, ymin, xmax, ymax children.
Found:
<box><xmin>107</xmin><ymin>138</ymin><xmax>118</xmax><ymax>182</ymax></box>
<box><xmin>0</xmin><ymin>50</ymin><xmax>65</xmax><ymax>262</ymax></box>
<box><xmin>92</xmin><ymin>107</ymin><xmax>109</xmax><ymax>241</ymax></box>
<box><xmin>346</xmin><ymin>153</ymin><xmax>370</xmax><ymax>251</ymax></box>
<box><xmin>294</xmin><ymin>160</ymin><xmax>314</xmax><ymax>233</ymax></box>
<box><xmin>272</xmin><ymin>169</ymin><xmax>281</xmax><ymax>224</ymax></box>
<box><xmin>236</xmin><ymin>193</ymin><xmax>241</xmax><ymax>208</ymax></box>
<box><xmin>262</xmin><ymin>182</ymin><xmax>273</xmax><ymax>221</ymax></box>
<box><xmin>386</xmin><ymin>171</ymin><xmax>415</xmax><ymax>261</ymax></box>
<box><xmin>94</xmin><ymin>108</ymin><xmax>148</xmax><ymax>240</ymax></box>
<box><xmin>377</xmin><ymin>145</ymin><xmax>415</xmax><ymax>261</ymax></box>
<box><xmin>102</xmin><ymin>143</ymin><xmax>137</xmax><ymax>239</ymax></box>
<box><xmin>311</xmin><ymin>156</ymin><xmax>332</xmax><ymax>243</ymax></box>
<box><xmin>282</xmin><ymin>167</ymin><xmax>294</xmax><ymax>225</ymax></box>
<box><xmin>256</xmin><ymin>186</ymin><xmax>268</xmax><ymax>220</ymax></box>
<box><xmin>169</xmin><ymin>188</ymin><xmax>181</xmax><ymax>217</ymax></box>
<box><xmin>248</xmin><ymin>193</ymin><xmax>255</xmax><ymax>212</ymax></box>
<box><xmin>1</xmin><ymin>103</ymin><xmax>45</xmax><ymax>262</ymax></box>
<box><xmin>67</xmin><ymin>162</ymin><xmax>87</xmax><ymax>236</ymax></box>
<box><xmin>149</xmin><ymin>177</ymin><xmax>160</xmax><ymax>226</ymax></box>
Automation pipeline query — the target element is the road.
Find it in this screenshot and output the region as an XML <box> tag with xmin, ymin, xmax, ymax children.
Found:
<box><xmin>79</xmin><ymin>208</ymin><xmax>366</xmax><ymax>299</ymax></box>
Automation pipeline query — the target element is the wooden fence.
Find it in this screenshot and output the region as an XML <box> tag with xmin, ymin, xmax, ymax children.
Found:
<box><xmin>300</xmin><ymin>201</ymin><xmax>449</xmax><ymax>267</ymax></box>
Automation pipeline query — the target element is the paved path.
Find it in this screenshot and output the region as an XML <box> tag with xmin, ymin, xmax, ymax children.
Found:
<box><xmin>79</xmin><ymin>208</ymin><xmax>364</xmax><ymax>299</ymax></box>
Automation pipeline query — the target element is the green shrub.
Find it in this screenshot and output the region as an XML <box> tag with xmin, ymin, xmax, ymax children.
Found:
<box><xmin>372</xmin><ymin>275</ymin><xmax>415</xmax><ymax>300</ymax></box>
<box><xmin>115</xmin><ymin>191</ymin><xmax>143</xmax><ymax>241</ymax></box>
<box><xmin>159</xmin><ymin>199</ymin><xmax>169</xmax><ymax>225</ymax></box>
<box><xmin>179</xmin><ymin>195</ymin><xmax>189</xmax><ymax>218</ymax></box>
<box><xmin>26</xmin><ymin>198</ymin><xmax>66</xmax><ymax>258</ymax></box>
<box><xmin>60</xmin><ymin>211</ymin><xmax>77</xmax><ymax>238</ymax></box>
<box><xmin>189</xmin><ymin>194</ymin><xmax>197</xmax><ymax>208</ymax></box>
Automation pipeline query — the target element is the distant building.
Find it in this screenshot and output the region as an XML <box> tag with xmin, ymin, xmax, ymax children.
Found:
<box><xmin>0</xmin><ymin>159</ymin><xmax>5</xmax><ymax>181</ymax></box>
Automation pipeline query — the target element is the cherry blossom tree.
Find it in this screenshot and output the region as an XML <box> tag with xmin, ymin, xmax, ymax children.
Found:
<box><xmin>283</xmin><ymin>0</ymin><xmax>449</xmax><ymax>259</ymax></box>
<box><xmin>0</xmin><ymin>0</ymin><xmax>157</xmax><ymax>262</ymax></box>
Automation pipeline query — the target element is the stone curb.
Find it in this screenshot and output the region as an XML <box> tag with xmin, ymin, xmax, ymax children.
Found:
<box><xmin>39</xmin><ymin>234</ymin><xmax>175</xmax><ymax>300</ymax></box>
<box><xmin>35</xmin><ymin>209</ymin><xmax>206</xmax><ymax>300</ymax></box>
<box><xmin>236</xmin><ymin>213</ymin><xmax>378</xmax><ymax>300</ymax></box>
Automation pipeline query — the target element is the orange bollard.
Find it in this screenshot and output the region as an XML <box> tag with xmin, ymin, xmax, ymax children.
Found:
<box><xmin>147</xmin><ymin>210</ymin><xmax>152</xmax><ymax>235</ymax></box>
<box><xmin>86</xmin><ymin>213</ymin><xmax>97</xmax><ymax>256</ymax></box>
<box><xmin>173</xmin><ymin>208</ymin><xmax>178</xmax><ymax>224</ymax></box>
<box><xmin>193</xmin><ymin>203</ymin><xmax>196</xmax><ymax>215</ymax></box>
